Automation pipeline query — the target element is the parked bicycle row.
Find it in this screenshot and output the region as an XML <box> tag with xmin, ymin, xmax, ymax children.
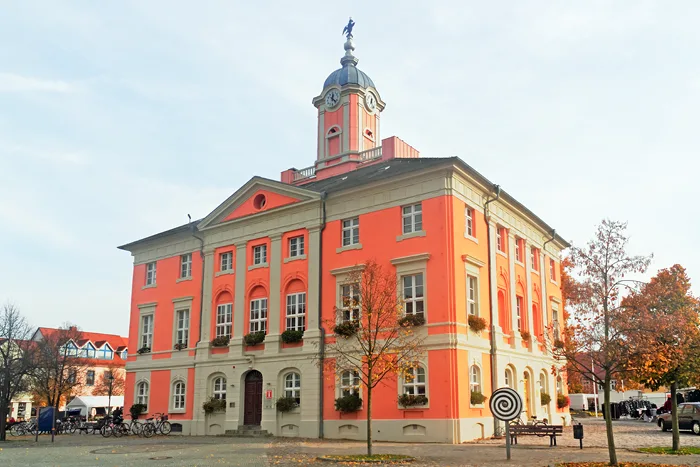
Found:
<box><xmin>10</xmin><ymin>412</ymin><xmax>172</xmax><ymax>438</ymax></box>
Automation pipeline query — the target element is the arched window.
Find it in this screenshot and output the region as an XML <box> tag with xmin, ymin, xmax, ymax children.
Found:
<box><xmin>173</xmin><ymin>381</ymin><xmax>185</xmax><ymax>410</ymax></box>
<box><xmin>403</xmin><ymin>367</ymin><xmax>426</xmax><ymax>396</ymax></box>
<box><xmin>556</xmin><ymin>377</ymin><xmax>563</xmax><ymax>395</ymax></box>
<box><xmin>470</xmin><ymin>365</ymin><xmax>481</xmax><ymax>393</ymax></box>
<box><xmin>213</xmin><ymin>377</ymin><xmax>227</xmax><ymax>400</ymax></box>
<box><xmin>136</xmin><ymin>381</ymin><xmax>149</xmax><ymax>407</ymax></box>
<box><xmin>284</xmin><ymin>373</ymin><xmax>301</xmax><ymax>405</ymax></box>
<box><xmin>539</xmin><ymin>372</ymin><xmax>547</xmax><ymax>393</ymax></box>
<box><xmin>340</xmin><ymin>370</ymin><xmax>360</xmax><ymax>397</ymax></box>
<box><xmin>505</xmin><ymin>367</ymin><xmax>514</xmax><ymax>389</ymax></box>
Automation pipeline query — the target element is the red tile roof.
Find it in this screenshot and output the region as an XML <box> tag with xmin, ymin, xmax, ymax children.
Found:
<box><xmin>36</xmin><ymin>327</ymin><xmax>128</xmax><ymax>354</ymax></box>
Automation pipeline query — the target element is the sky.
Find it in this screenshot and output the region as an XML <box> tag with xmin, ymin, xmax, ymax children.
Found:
<box><xmin>1</xmin><ymin>1</ymin><xmax>698</xmax><ymax>336</ymax></box>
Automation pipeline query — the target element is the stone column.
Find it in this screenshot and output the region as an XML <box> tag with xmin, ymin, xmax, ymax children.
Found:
<box><xmin>524</xmin><ymin>240</ymin><xmax>535</xmax><ymax>352</ymax></box>
<box><xmin>231</xmin><ymin>241</ymin><xmax>247</xmax><ymax>356</ymax></box>
<box><xmin>488</xmin><ymin>220</ymin><xmax>500</xmax><ymax>336</ymax></box>
<box><xmin>304</xmin><ymin>227</ymin><xmax>322</xmax><ymax>350</ymax></box>
<box><xmin>266</xmin><ymin>234</ymin><xmax>283</xmax><ymax>354</ymax></box>
<box><xmin>539</xmin><ymin>251</ymin><xmax>549</xmax><ymax>334</ymax></box>
<box><xmin>508</xmin><ymin>232</ymin><xmax>518</xmax><ymax>349</ymax></box>
<box><xmin>197</xmin><ymin>249</ymin><xmax>215</xmax><ymax>351</ymax></box>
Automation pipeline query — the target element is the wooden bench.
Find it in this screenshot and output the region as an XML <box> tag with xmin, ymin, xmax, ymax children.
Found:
<box><xmin>510</xmin><ymin>424</ymin><xmax>563</xmax><ymax>446</ymax></box>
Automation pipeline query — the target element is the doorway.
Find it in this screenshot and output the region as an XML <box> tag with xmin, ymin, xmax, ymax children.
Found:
<box><xmin>523</xmin><ymin>371</ymin><xmax>532</xmax><ymax>418</ymax></box>
<box><xmin>244</xmin><ymin>370</ymin><xmax>263</xmax><ymax>426</ymax></box>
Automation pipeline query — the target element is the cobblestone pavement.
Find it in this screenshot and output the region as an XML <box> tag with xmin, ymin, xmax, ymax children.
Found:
<box><xmin>1</xmin><ymin>418</ymin><xmax>700</xmax><ymax>467</ymax></box>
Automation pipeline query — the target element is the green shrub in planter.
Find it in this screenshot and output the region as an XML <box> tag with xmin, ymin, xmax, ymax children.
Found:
<box><xmin>468</xmin><ymin>315</ymin><xmax>487</xmax><ymax>333</ymax></box>
<box><xmin>335</xmin><ymin>393</ymin><xmax>362</xmax><ymax>413</ymax></box>
<box><xmin>202</xmin><ymin>397</ymin><xmax>227</xmax><ymax>414</ymax></box>
<box><xmin>137</xmin><ymin>346</ymin><xmax>151</xmax><ymax>354</ymax></box>
<box><xmin>129</xmin><ymin>403</ymin><xmax>147</xmax><ymax>419</ymax></box>
<box><xmin>556</xmin><ymin>394</ymin><xmax>570</xmax><ymax>409</ymax></box>
<box><xmin>281</xmin><ymin>330</ymin><xmax>304</xmax><ymax>343</ymax></box>
<box><xmin>276</xmin><ymin>396</ymin><xmax>299</xmax><ymax>412</ymax></box>
<box><xmin>244</xmin><ymin>331</ymin><xmax>266</xmax><ymax>346</ymax></box>
<box><xmin>210</xmin><ymin>336</ymin><xmax>230</xmax><ymax>347</ymax></box>
<box><xmin>333</xmin><ymin>320</ymin><xmax>359</xmax><ymax>338</ymax></box>
<box><xmin>541</xmin><ymin>392</ymin><xmax>551</xmax><ymax>406</ymax></box>
<box><xmin>398</xmin><ymin>394</ymin><xmax>428</xmax><ymax>407</ymax></box>
<box><xmin>398</xmin><ymin>314</ymin><xmax>426</xmax><ymax>327</ymax></box>
<box><xmin>471</xmin><ymin>391</ymin><xmax>486</xmax><ymax>405</ymax></box>
<box><xmin>520</xmin><ymin>331</ymin><xmax>531</xmax><ymax>342</ymax></box>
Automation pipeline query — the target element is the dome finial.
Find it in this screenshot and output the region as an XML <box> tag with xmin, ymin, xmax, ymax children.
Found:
<box><xmin>340</xmin><ymin>17</ymin><xmax>359</xmax><ymax>68</ymax></box>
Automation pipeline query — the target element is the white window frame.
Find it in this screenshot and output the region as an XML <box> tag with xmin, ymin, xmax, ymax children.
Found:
<box><xmin>180</xmin><ymin>253</ymin><xmax>192</xmax><ymax>279</ymax></box>
<box><xmin>136</xmin><ymin>381</ymin><xmax>149</xmax><ymax>407</ymax></box>
<box><xmin>86</xmin><ymin>370</ymin><xmax>95</xmax><ymax>386</ymax></box>
<box><xmin>470</xmin><ymin>365</ymin><xmax>482</xmax><ymax>393</ymax></box>
<box><xmin>531</xmin><ymin>247</ymin><xmax>539</xmax><ymax>271</ymax></box>
<box><xmin>403</xmin><ymin>366</ymin><xmax>426</xmax><ymax>396</ymax></box>
<box><xmin>496</xmin><ymin>227</ymin><xmax>505</xmax><ymax>252</ymax></box>
<box><xmin>515</xmin><ymin>238</ymin><xmax>523</xmax><ymax>263</ymax></box>
<box><xmin>173</xmin><ymin>381</ymin><xmax>186</xmax><ymax>410</ymax></box>
<box><xmin>505</xmin><ymin>367</ymin><xmax>514</xmax><ymax>389</ymax></box>
<box><xmin>176</xmin><ymin>308</ymin><xmax>190</xmax><ymax>346</ymax></box>
<box><xmin>145</xmin><ymin>262</ymin><xmax>157</xmax><ymax>286</ymax></box>
<box><xmin>467</xmin><ymin>275</ymin><xmax>478</xmax><ymax>316</ymax></box>
<box><xmin>284</xmin><ymin>372</ymin><xmax>301</xmax><ymax>405</ymax></box>
<box><xmin>402</xmin><ymin>203</ymin><xmax>423</xmax><ymax>234</ymax></box>
<box><xmin>249</xmin><ymin>298</ymin><xmax>268</xmax><ymax>333</ymax></box>
<box><xmin>220</xmin><ymin>252</ymin><xmax>233</xmax><ymax>271</ymax></box>
<box><xmin>286</xmin><ymin>292</ymin><xmax>306</xmax><ymax>331</ymax></box>
<box><xmin>289</xmin><ymin>236</ymin><xmax>305</xmax><ymax>257</ymax></box>
<box><xmin>341</xmin><ymin>217</ymin><xmax>360</xmax><ymax>246</ymax></box>
<box><xmin>253</xmin><ymin>244</ymin><xmax>267</xmax><ymax>265</ymax></box>
<box><xmin>552</xmin><ymin>305</ymin><xmax>560</xmax><ymax>341</ymax></box>
<box><xmin>550</xmin><ymin>258</ymin><xmax>556</xmax><ymax>282</ymax></box>
<box><xmin>212</xmin><ymin>376</ymin><xmax>227</xmax><ymax>401</ymax></box>
<box><xmin>340</xmin><ymin>370</ymin><xmax>360</xmax><ymax>397</ymax></box>
<box><xmin>216</xmin><ymin>303</ymin><xmax>232</xmax><ymax>338</ymax></box>
<box><xmin>465</xmin><ymin>206</ymin><xmax>474</xmax><ymax>237</ymax></box>
<box><xmin>516</xmin><ymin>296</ymin><xmax>523</xmax><ymax>332</ymax></box>
<box><xmin>340</xmin><ymin>283</ymin><xmax>360</xmax><ymax>322</ymax></box>
<box><xmin>402</xmin><ymin>273</ymin><xmax>425</xmax><ymax>317</ymax></box>
<box><xmin>140</xmin><ymin>314</ymin><xmax>153</xmax><ymax>349</ymax></box>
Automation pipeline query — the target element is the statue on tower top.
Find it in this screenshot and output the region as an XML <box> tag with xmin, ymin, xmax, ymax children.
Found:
<box><xmin>342</xmin><ymin>17</ymin><xmax>355</xmax><ymax>38</ymax></box>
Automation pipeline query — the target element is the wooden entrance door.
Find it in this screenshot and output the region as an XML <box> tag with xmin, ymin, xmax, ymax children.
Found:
<box><xmin>243</xmin><ymin>370</ymin><xmax>263</xmax><ymax>426</ymax></box>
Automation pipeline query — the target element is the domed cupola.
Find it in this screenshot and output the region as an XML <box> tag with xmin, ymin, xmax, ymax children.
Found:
<box><xmin>312</xmin><ymin>18</ymin><xmax>385</xmax><ymax>166</ymax></box>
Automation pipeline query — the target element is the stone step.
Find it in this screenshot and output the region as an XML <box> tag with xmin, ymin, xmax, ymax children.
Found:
<box><xmin>223</xmin><ymin>426</ymin><xmax>273</xmax><ymax>437</ymax></box>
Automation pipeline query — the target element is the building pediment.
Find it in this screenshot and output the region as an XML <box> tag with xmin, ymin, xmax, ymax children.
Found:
<box><xmin>197</xmin><ymin>177</ymin><xmax>320</xmax><ymax>230</ymax></box>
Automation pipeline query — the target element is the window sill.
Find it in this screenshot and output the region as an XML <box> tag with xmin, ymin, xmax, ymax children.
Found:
<box><xmin>398</xmin><ymin>404</ymin><xmax>430</xmax><ymax>410</ymax></box>
<box><xmin>515</xmin><ymin>260</ymin><xmax>524</xmax><ymax>267</ymax></box>
<box><xmin>248</xmin><ymin>262</ymin><xmax>269</xmax><ymax>271</ymax></box>
<box><xmin>215</xmin><ymin>269</ymin><xmax>235</xmax><ymax>277</ymax></box>
<box><xmin>142</xmin><ymin>283</ymin><xmax>157</xmax><ymax>290</ymax></box>
<box><xmin>176</xmin><ymin>276</ymin><xmax>192</xmax><ymax>283</ymax></box>
<box><xmin>284</xmin><ymin>254</ymin><xmax>307</xmax><ymax>263</ymax></box>
<box><xmin>396</xmin><ymin>230</ymin><xmax>426</xmax><ymax>242</ymax></box>
<box><xmin>470</xmin><ymin>403</ymin><xmax>485</xmax><ymax>409</ymax></box>
<box><xmin>496</xmin><ymin>250</ymin><xmax>507</xmax><ymax>258</ymax></box>
<box><xmin>169</xmin><ymin>408</ymin><xmax>186</xmax><ymax>414</ymax></box>
<box><xmin>532</xmin><ymin>270</ymin><xmax>540</xmax><ymax>275</ymax></box>
<box><xmin>464</xmin><ymin>234</ymin><xmax>478</xmax><ymax>244</ymax></box>
<box><xmin>336</xmin><ymin>243</ymin><xmax>362</xmax><ymax>253</ymax></box>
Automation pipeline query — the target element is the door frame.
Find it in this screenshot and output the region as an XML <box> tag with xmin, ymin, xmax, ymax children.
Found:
<box><xmin>243</xmin><ymin>370</ymin><xmax>263</xmax><ymax>426</ymax></box>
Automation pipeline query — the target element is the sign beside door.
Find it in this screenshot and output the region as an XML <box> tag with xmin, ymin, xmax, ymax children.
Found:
<box><xmin>264</xmin><ymin>388</ymin><xmax>275</xmax><ymax>409</ymax></box>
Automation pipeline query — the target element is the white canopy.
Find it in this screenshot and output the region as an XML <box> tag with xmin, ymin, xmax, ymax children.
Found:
<box><xmin>65</xmin><ymin>396</ymin><xmax>124</xmax><ymax>416</ymax></box>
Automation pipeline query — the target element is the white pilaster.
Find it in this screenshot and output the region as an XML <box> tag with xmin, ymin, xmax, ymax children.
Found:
<box><xmin>232</xmin><ymin>241</ymin><xmax>247</xmax><ymax>355</ymax></box>
<box><xmin>266</xmin><ymin>234</ymin><xmax>282</xmax><ymax>354</ymax></box>
<box><xmin>525</xmin><ymin>240</ymin><xmax>535</xmax><ymax>349</ymax></box>
<box><xmin>197</xmin><ymin>250</ymin><xmax>215</xmax><ymax>350</ymax></box>
<box><xmin>508</xmin><ymin>232</ymin><xmax>518</xmax><ymax>349</ymax></box>
<box><xmin>488</xmin><ymin>221</ymin><xmax>500</xmax><ymax>335</ymax></box>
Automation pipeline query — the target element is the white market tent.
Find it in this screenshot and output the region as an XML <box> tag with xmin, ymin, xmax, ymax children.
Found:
<box><xmin>65</xmin><ymin>396</ymin><xmax>124</xmax><ymax>417</ymax></box>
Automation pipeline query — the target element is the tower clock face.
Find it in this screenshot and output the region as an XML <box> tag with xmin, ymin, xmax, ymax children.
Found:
<box><xmin>325</xmin><ymin>89</ymin><xmax>340</xmax><ymax>108</ymax></box>
<box><xmin>365</xmin><ymin>92</ymin><xmax>377</xmax><ymax>112</ymax></box>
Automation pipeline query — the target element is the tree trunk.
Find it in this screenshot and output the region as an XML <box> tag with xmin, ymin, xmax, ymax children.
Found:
<box><xmin>671</xmin><ymin>382</ymin><xmax>680</xmax><ymax>451</ymax></box>
<box><xmin>0</xmin><ymin>404</ymin><xmax>7</xmax><ymax>441</ymax></box>
<box><xmin>366</xmin><ymin>384</ymin><xmax>373</xmax><ymax>456</ymax></box>
<box><xmin>603</xmin><ymin>376</ymin><xmax>617</xmax><ymax>466</ymax></box>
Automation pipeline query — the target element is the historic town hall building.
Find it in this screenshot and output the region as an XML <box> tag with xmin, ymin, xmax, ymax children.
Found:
<box><xmin>119</xmin><ymin>27</ymin><xmax>570</xmax><ymax>442</ymax></box>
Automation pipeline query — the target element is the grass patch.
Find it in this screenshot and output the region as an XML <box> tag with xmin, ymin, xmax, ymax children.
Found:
<box><xmin>557</xmin><ymin>463</ymin><xmax>693</xmax><ymax>467</ymax></box>
<box><xmin>318</xmin><ymin>454</ymin><xmax>414</xmax><ymax>464</ymax></box>
<box><xmin>639</xmin><ymin>446</ymin><xmax>700</xmax><ymax>455</ymax></box>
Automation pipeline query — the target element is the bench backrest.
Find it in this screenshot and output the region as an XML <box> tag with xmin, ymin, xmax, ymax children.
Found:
<box><xmin>510</xmin><ymin>424</ymin><xmax>563</xmax><ymax>434</ymax></box>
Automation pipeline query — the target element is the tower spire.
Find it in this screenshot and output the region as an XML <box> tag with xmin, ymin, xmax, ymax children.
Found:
<box><xmin>340</xmin><ymin>17</ymin><xmax>359</xmax><ymax>68</ymax></box>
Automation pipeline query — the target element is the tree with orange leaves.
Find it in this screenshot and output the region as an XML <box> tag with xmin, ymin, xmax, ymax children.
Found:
<box><xmin>623</xmin><ymin>264</ymin><xmax>700</xmax><ymax>451</ymax></box>
<box><xmin>318</xmin><ymin>260</ymin><xmax>425</xmax><ymax>457</ymax></box>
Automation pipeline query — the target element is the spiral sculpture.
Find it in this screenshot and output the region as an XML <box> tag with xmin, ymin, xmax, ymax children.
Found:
<box><xmin>489</xmin><ymin>387</ymin><xmax>523</xmax><ymax>421</ymax></box>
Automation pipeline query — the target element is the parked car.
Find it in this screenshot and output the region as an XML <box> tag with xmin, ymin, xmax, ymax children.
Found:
<box><xmin>658</xmin><ymin>402</ymin><xmax>700</xmax><ymax>434</ymax></box>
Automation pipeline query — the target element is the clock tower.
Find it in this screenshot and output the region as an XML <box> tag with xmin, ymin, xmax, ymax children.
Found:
<box><xmin>311</xmin><ymin>21</ymin><xmax>386</xmax><ymax>177</ymax></box>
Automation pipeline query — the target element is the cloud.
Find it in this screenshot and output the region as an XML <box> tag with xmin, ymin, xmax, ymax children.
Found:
<box><xmin>0</xmin><ymin>72</ymin><xmax>75</xmax><ymax>93</ymax></box>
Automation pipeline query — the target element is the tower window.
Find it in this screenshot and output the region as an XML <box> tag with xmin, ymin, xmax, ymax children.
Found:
<box><xmin>253</xmin><ymin>194</ymin><xmax>267</xmax><ymax>210</ymax></box>
<box><xmin>364</xmin><ymin>128</ymin><xmax>374</xmax><ymax>139</ymax></box>
<box><xmin>328</xmin><ymin>127</ymin><xmax>339</xmax><ymax>135</ymax></box>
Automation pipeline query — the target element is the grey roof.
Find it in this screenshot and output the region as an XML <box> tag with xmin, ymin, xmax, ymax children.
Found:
<box><xmin>323</xmin><ymin>65</ymin><xmax>375</xmax><ymax>89</ymax></box>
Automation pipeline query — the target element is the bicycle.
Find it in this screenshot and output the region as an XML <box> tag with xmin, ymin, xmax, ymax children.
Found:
<box><xmin>509</xmin><ymin>414</ymin><xmax>548</xmax><ymax>436</ymax></box>
<box><xmin>144</xmin><ymin>413</ymin><xmax>171</xmax><ymax>435</ymax></box>
<box><xmin>100</xmin><ymin>416</ymin><xmax>129</xmax><ymax>438</ymax></box>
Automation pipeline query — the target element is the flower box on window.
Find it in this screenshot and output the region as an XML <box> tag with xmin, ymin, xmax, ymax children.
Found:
<box><xmin>335</xmin><ymin>393</ymin><xmax>362</xmax><ymax>413</ymax></box>
<box><xmin>398</xmin><ymin>394</ymin><xmax>428</xmax><ymax>407</ymax></box>
<box><xmin>333</xmin><ymin>320</ymin><xmax>359</xmax><ymax>338</ymax></box>
<box><xmin>398</xmin><ymin>314</ymin><xmax>426</xmax><ymax>327</ymax></box>
<box><xmin>202</xmin><ymin>397</ymin><xmax>227</xmax><ymax>414</ymax></box>
<box><xmin>556</xmin><ymin>394</ymin><xmax>570</xmax><ymax>409</ymax></box>
<box><xmin>281</xmin><ymin>330</ymin><xmax>304</xmax><ymax>344</ymax></box>
<box><xmin>137</xmin><ymin>346</ymin><xmax>151</xmax><ymax>355</ymax></box>
<box><xmin>173</xmin><ymin>343</ymin><xmax>186</xmax><ymax>351</ymax></box>
<box><xmin>541</xmin><ymin>392</ymin><xmax>552</xmax><ymax>406</ymax></box>
<box><xmin>520</xmin><ymin>331</ymin><xmax>531</xmax><ymax>342</ymax></box>
<box><xmin>210</xmin><ymin>336</ymin><xmax>230</xmax><ymax>347</ymax></box>
<box><xmin>470</xmin><ymin>391</ymin><xmax>486</xmax><ymax>405</ymax></box>
<box><xmin>468</xmin><ymin>315</ymin><xmax>487</xmax><ymax>333</ymax></box>
<box><xmin>129</xmin><ymin>404</ymin><xmax>147</xmax><ymax>419</ymax></box>
<box><xmin>276</xmin><ymin>396</ymin><xmax>299</xmax><ymax>413</ymax></box>
<box><xmin>244</xmin><ymin>331</ymin><xmax>266</xmax><ymax>346</ymax></box>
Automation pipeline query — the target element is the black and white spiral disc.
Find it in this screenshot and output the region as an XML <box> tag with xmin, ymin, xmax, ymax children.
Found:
<box><xmin>489</xmin><ymin>387</ymin><xmax>523</xmax><ymax>421</ymax></box>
